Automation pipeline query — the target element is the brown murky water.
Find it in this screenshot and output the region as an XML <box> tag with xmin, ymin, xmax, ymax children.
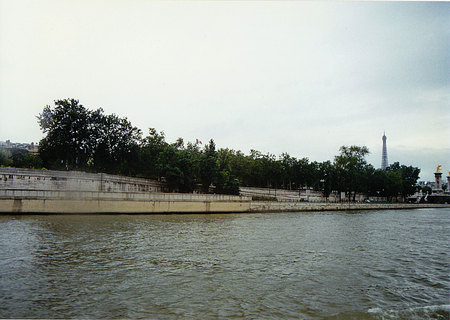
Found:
<box><xmin>0</xmin><ymin>208</ymin><xmax>449</xmax><ymax>319</ymax></box>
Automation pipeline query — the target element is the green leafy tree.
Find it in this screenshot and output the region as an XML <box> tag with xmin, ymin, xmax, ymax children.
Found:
<box><xmin>384</xmin><ymin>170</ymin><xmax>403</xmax><ymax>201</ymax></box>
<box><xmin>35</xmin><ymin>98</ymin><xmax>424</xmax><ymax>199</ymax></box>
<box><xmin>13</xmin><ymin>151</ymin><xmax>43</xmax><ymax>169</ymax></box>
<box><xmin>199</xmin><ymin>139</ymin><xmax>218</xmax><ymax>193</ymax></box>
<box><xmin>92</xmin><ymin>113</ymin><xmax>141</xmax><ymax>174</ymax></box>
<box><xmin>228</xmin><ymin>150</ymin><xmax>252</xmax><ymax>187</ymax></box>
<box><xmin>38</xmin><ymin>99</ymin><xmax>94</xmax><ymax>169</ymax></box>
<box><xmin>157</xmin><ymin>145</ymin><xmax>184</xmax><ymax>192</ymax></box>
<box><xmin>386</xmin><ymin>162</ymin><xmax>420</xmax><ymax>200</ymax></box>
<box><xmin>266</xmin><ymin>154</ymin><xmax>283</xmax><ymax>188</ymax></box>
<box><xmin>280</xmin><ymin>153</ymin><xmax>297</xmax><ymax>190</ymax></box>
<box><xmin>292</xmin><ymin>157</ymin><xmax>309</xmax><ymax>189</ymax></box>
<box><xmin>138</xmin><ymin>128</ymin><xmax>168</xmax><ymax>179</ymax></box>
<box><xmin>38</xmin><ymin>99</ymin><xmax>141</xmax><ymax>173</ymax></box>
<box><xmin>421</xmin><ymin>186</ymin><xmax>432</xmax><ymax>195</ymax></box>
<box><xmin>367</xmin><ymin>167</ymin><xmax>385</xmax><ymax>197</ymax></box>
<box><xmin>334</xmin><ymin>145</ymin><xmax>370</xmax><ymax>201</ymax></box>
<box><xmin>0</xmin><ymin>149</ymin><xmax>13</xmax><ymax>167</ymax></box>
<box><xmin>216</xmin><ymin>148</ymin><xmax>240</xmax><ymax>195</ymax></box>
<box><xmin>319</xmin><ymin>160</ymin><xmax>334</xmax><ymax>199</ymax></box>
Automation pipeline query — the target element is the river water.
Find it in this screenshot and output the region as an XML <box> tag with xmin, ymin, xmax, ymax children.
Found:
<box><xmin>0</xmin><ymin>208</ymin><xmax>448</xmax><ymax>319</ymax></box>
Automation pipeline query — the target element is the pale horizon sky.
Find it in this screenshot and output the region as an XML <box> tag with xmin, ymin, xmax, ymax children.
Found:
<box><xmin>1</xmin><ymin>0</ymin><xmax>449</xmax><ymax>181</ymax></box>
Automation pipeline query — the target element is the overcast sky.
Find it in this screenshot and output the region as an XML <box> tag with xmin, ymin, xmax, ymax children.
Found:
<box><xmin>0</xmin><ymin>0</ymin><xmax>449</xmax><ymax>180</ymax></box>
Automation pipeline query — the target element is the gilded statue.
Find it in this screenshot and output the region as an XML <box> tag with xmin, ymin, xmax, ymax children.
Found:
<box><xmin>436</xmin><ymin>164</ymin><xmax>441</xmax><ymax>173</ymax></box>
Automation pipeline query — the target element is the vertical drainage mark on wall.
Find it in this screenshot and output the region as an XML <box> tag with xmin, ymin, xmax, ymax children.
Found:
<box><xmin>12</xmin><ymin>199</ymin><xmax>22</xmax><ymax>213</ymax></box>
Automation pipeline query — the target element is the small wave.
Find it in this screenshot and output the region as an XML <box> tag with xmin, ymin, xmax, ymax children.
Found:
<box><xmin>367</xmin><ymin>304</ymin><xmax>450</xmax><ymax>320</ymax></box>
<box><xmin>368</xmin><ymin>307</ymin><xmax>383</xmax><ymax>314</ymax></box>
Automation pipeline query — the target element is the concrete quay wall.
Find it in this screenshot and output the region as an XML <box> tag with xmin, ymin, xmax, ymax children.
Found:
<box><xmin>240</xmin><ymin>186</ymin><xmax>326</xmax><ymax>202</ymax></box>
<box><xmin>0</xmin><ymin>189</ymin><xmax>247</xmax><ymax>202</ymax></box>
<box><xmin>249</xmin><ymin>201</ymin><xmax>449</xmax><ymax>212</ymax></box>
<box><xmin>0</xmin><ymin>193</ymin><xmax>447</xmax><ymax>214</ymax></box>
<box><xmin>240</xmin><ymin>186</ymin><xmax>388</xmax><ymax>203</ymax></box>
<box><xmin>0</xmin><ymin>189</ymin><xmax>252</xmax><ymax>214</ymax></box>
<box><xmin>0</xmin><ymin>168</ymin><xmax>253</xmax><ymax>214</ymax></box>
<box><xmin>0</xmin><ymin>167</ymin><xmax>162</xmax><ymax>193</ymax></box>
<box><xmin>1</xmin><ymin>168</ymin><xmax>448</xmax><ymax>214</ymax></box>
<box><xmin>0</xmin><ymin>198</ymin><xmax>252</xmax><ymax>214</ymax></box>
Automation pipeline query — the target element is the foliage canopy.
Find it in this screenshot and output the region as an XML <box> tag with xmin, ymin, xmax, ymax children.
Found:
<box><xmin>16</xmin><ymin>98</ymin><xmax>423</xmax><ymax>198</ymax></box>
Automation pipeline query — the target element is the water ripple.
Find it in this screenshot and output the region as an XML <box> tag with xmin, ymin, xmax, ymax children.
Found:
<box><xmin>0</xmin><ymin>209</ymin><xmax>448</xmax><ymax>319</ymax></box>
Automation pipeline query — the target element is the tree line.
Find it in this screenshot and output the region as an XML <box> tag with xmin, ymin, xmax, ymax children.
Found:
<box><xmin>1</xmin><ymin>99</ymin><xmax>421</xmax><ymax>200</ymax></box>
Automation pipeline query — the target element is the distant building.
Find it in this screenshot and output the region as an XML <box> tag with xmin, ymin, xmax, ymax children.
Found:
<box><xmin>0</xmin><ymin>140</ymin><xmax>39</xmax><ymax>153</ymax></box>
<box><xmin>418</xmin><ymin>181</ymin><xmax>435</xmax><ymax>189</ymax></box>
<box><xmin>381</xmin><ymin>132</ymin><xmax>388</xmax><ymax>170</ymax></box>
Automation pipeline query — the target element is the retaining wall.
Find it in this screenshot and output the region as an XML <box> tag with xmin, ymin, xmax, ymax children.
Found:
<box><xmin>0</xmin><ymin>167</ymin><xmax>162</xmax><ymax>193</ymax></box>
<box><xmin>1</xmin><ymin>196</ymin><xmax>446</xmax><ymax>214</ymax></box>
<box><xmin>0</xmin><ymin>198</ymin><xmax>251</xmax><ymax>214</ymax></box>
<box><xmin>249</xmin><ymin>201</ymin><xmax>449</xmax><ymax>212</ymax></box>
<box><xmin>0</xmin><ymin>168</ymin><xmax>252</xmax><ymax>214</ymax></box>
<box><xmin>1</xmin><ymin>168</ymin><xmax>447</xmax><ymax>214</ymax></box>
<box><xmin>240</xmin><ymin>186</ymin><xmax>391</xmax><ymax>203</ymax></box>
<box><xmin>240</xmin><ymin>186</ymin><xmax>326</xmax><ymax>202</ymax></box>
<box><xmin>0</xmin><ymin>189</ymin><xmax>252</xmax><ymax>214</ymax></box>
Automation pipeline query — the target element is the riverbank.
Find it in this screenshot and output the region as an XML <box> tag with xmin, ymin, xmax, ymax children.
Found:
<box><xmin>0</xmin><ymin>190</ymin><xmax>447</xmax><ymax>214</ymax></box>
<box><xmin>0</xmin><ymin>190</ymin><xmax>252</xmax><ymax>214</ymax></box>
<box><xmin>249</xmin><ymin>201</ymin><xmax>448</xmax><ymax>213</ymax></box>
<box><xmin>1</xmin><ymin>167</ymin><xmax>448</xmax><ymax>214</ymax></box>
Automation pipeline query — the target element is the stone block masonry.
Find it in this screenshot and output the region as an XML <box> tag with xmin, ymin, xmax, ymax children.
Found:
<box><xmin>249</xmin><ymin>201</ymin><xmax>448</xmax><ymax>212</ymax></box>
<box><xmin>0</xmin><ymin>197</ymin><xmax>252</xmax><ymax>214</ymax></box>
<box><xmin>0</xmin><ymin>168</ymin><xmax>447</xmax><ymax>214</ymax></box>
<box><xmin>0</xmin><ymin>168</ymin><xmax>252</xmax><ymax>214</ymax></box>
<box><xmin>0</xmin><ymin>167</ymin><xmax>163</xmax><ymax>193</ymax></box>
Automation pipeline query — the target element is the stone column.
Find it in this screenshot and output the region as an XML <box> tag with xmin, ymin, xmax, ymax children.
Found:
<box><xmin>434</xmin><ymin>172</ymin><xmax>442</xmax><ymax>193</ymax></box>
<box><xmin>447</xmin><ymin>173</ymin><xmax>450</xmax><ymax>193</ymax></box>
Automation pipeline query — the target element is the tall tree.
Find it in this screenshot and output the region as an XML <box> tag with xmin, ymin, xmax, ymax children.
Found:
<box><xmin>138</xmin><ymin>128</ymin><xmax>168</xmax><ymax>179</ymax></box>
<box><xmin>38</xmin><ymin>99</ymin><xmax>94</xmax><ymax>170</ymax></box>
<box><xmin>334</xmin><ymin>145</ymin><xmax>370</xmax><ymax>201</ymax></box>
<box><xmin>216</xmin><ymin>148</ymin><xmax>240</xmax><ymax>195</ymax></box>
<box><xmin>0</xmin><ymin>149</ymin><xmax>13</xmax><ymax>167</ymax></box>
<box><xmin>38</xmin><ymin>99</ymin><xmax>141</xmax><ymax>173</ymax></box>
<box><xmin>387</xmin><ymin>162</ymin><xmax>420</xmax><ymax>200</ymax></box>
<box><xmin>92</xmin><ymin>113</ymin><xmax>141</xmax><ymax>175</ymax></box>
<box><xmin>199</xmin><ymin>139</ymin><xmax>218</xmax><ymax>193</ymax></box>
<box><xmin>319</xmin><ymin>160</ymin><xmax>334</xmax><ymax>199</ymax></box>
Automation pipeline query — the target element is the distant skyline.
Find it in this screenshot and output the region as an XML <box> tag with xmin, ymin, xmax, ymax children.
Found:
<box><xmin>1</xmin><ymin>0</ymin><xmax>449</xmax><ymax>180</ymax></box>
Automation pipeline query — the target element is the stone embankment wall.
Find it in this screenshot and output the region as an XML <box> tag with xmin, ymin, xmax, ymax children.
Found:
<box><xmin>249</xmin><ymin>201</ymin><xmax>448</xmax><ymax>212</ymax></box>
<box><xmin>240</xmin><ymin>186</ymin><xmax>388</xmax><ymax>203</ymax></box>
<box><xmin>240</xmin><ymin>187</ymin><xmax>326</xmax><ymax>202</ymax></box>
<box><xmin>0</xmin><ymin>168</ymin><xmax>252</xmax><ymax>214</ymax></box>
<box><xmin>0</xmin><ymin>168</ymin><xmax>447</xmax><ymax>214</ymax></box>
<box><xmin>0</xmin><ymin>167</ymin><xmax>162</xmax><ymax>193</ymax></box>
<box><xmin>0</xmin><ymin>191</ymin><xmax>251</xmax><ymax>214</ymax></box>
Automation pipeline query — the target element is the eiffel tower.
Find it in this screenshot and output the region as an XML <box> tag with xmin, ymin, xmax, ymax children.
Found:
<box><xmin>381</xmin><ymin>132</ymin><xmax>388</xmax><ymax>170</ymax></box>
